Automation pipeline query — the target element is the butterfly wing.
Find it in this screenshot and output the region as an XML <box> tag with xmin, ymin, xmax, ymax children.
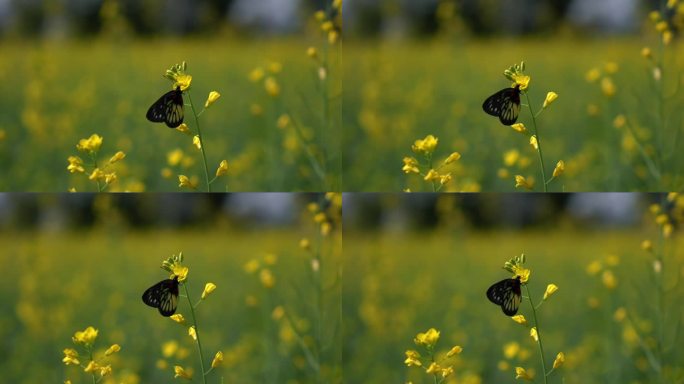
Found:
<box><xmin>486</xmin><ymin>277</ymin><xmax>521</xmax><ymax>316</ymax></box>
<box><xmin>482</xmin><ymin>87</ymin><xmax>521</xmax><ymax>126</ymax></box>
<box><xmin>146</xmin><ymin>87</ymin><xmax>184</xmax><ymax>128</ymax></box>
<box><xmin>142</xmin><ymin>277</ymin><xmax>179</xmax><ymax>317</ymax></box>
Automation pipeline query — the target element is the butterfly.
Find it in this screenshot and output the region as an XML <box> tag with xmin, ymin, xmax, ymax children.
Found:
<box><xmin>146</xmin><ymin>86</ymin><xmax>184</xmax><ymax>128</ymax></box>
<box><xmin>486</xmin><ymin>276</ymin><xmax>521</xmax><ymax>316</ymax></box>
<box><xmin>142</xmin><ymin>276</ymin><xmax>179</xmax><ymax>317</ymax></box>
<box><xmin>482</xmin><ymin>84</ymin><xmax>521</xmax><ymax>125</ymax></box>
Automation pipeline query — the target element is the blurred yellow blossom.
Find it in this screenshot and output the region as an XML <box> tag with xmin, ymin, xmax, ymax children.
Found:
<box><xmin>204</xmin><ymin>91</ymin><xmax>221</xmax><ymax>108</ymax></box>
<box><xmin>104</xmin><ymin>344</ymin><xmax>120</xmax><ymax>356</ymax></box>
<box><xmin>260</xmin><ymin>269</ymin><xmax>275</xmax><ymax>288</ymax></box>
<box><xmin>530</xmin><ymin>327</ymin><xmax>538</xmax><ymax>342</ymax></box>
<box><xmin>73</xmin><ymin>326</ymin><xmax>98</xmax><ymax>346</ymax></box>
<box><xmin>511</xmin><ymin>315</ymin><xmax>527</xmax><ymax>325</ymax></box>
<box><xmin>67</xmin><ymin>156</ymin><xmax>85</xmax><ymax>173</ymax></box>
<box><xmin>553</xmin><ymin>352</ymin><xmax>565</xmax><ymax>369</ymax></box>
<box><xmin>404</xmin><ymin>350</ymin><xmax>422</xmax><ymax>367</ymax></box>
<box><xmin>76</xmin><ymin>134</ymin><xmax>103</xmax><ymax>154</ymax></box>
<box><xmin>264</xmin><ymin>77</ymin><xmax>280</xmax><ymax>97</ymax></box>
<box><xmin>444</xmin><ymin>152</ymin><xmax>461</xmax><ymax>164</ymax></box>
<box><xmin>542</xmin><ymin>92</ymin><xmax>558</xmax><ymax>108</ymax></box>
<box><xmin>170</xmin><ymin>314</ymin><xmax>186</xmax><ymax>324</ymax></box>
<box><xmin>414</xmin><ymin>328</ymin><xmax>440</xmax><ymax>348</ymax></box>
<box><xmin>552</xmin><ymin>160</ymin><xmax>565</xmax><ymax>178</ymax></box>
<box><xmin>602</xmin><ymin>270</ymin><xmax>617</xmax><ymax>289</ymax></box>
<box><xmin>211</xmin><ymin>351</ymin><xmax>223</xmax><ymax>368</ymax></box>
<box><xmin>511</xmin><ymin>123</ymin><xmax>526</xmax><ymax>133</ymax></box>
<box><xmin>412</xmin><ymin>135</ymin><xmax>439</xmax><ymax>155</ymax></box>
<box><xmin>402</xmin><ymin>157</ymin><xmax>420</xmax><ymax>174</ymax></box>
<box><xmin>446</xmin><ymin>345</ymin><xmax>463</xmax><ymax>357</ymax></box>
<box><xmin>108</xmin><ymin>151</ymin><xmax>125</xmax><ymax>164</ymax></box>
<box><xmin>62</xmin><ymin>348</ymin><xmax>80</xmax><ymax>365</ymax></box>
<box><xmin>174</xmin><ymin>366</ymin><xmax>192</xmax><ymax>380</ymax></box>
<box><xmin>515</xmin><ymin>367</ymin><xmax>533</xmax><ymax>380</ymax></box>
<box><xmin>215</xmin><ymin>160</ymin><xmax>229</xmax><ymax>177</ymax></box>
<box><xmin>543</xmin><ymin>284</ymin><xmax>558</xmax><ymax>300</ymax></box>
<box><xmin>514</xmin><ymin>175</ymin><xmax>534</xmax><ymax>190</ymax></box>
<box><xmin>201</xmin><ymin>282</ymin><xmax>217</xmax><ymax>299</ymax></box>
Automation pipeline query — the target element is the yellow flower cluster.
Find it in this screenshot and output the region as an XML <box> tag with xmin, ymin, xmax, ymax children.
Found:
<box><xmin>62</xmin><ymin>326</ymin><xmax>120</xmax><ymax>382</ymax></box>
<box><xmin>403</xmin><ymin>134</ymin><xmax>461</xmax><ymax>191</ymax></box>
<box><xmin>314</xmin><ymin>0</ymin><xmax>342</xmax><ymax>44</ymax></box>
<box><xmin>405</xmin><ymin>328</ymin><xmax>462</xmax><ymax>381</ymax></box>
<box><xmin>68</xmin><ymin>134</ymin><xmax>125</xmax><ymax>191</ymax></box>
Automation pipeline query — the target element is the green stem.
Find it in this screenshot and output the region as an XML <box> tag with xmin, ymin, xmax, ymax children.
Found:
<box><xmin>184</xmin><ymin>283</ymin><xmax>208</xmax><ymax>384</ymax></box>
<box><xmin>187</xmin><ymin>92</ymin><xmax>212</xmax><ymax>192</ymax></box>
<box><xmin>525</xmin><ymin>285</ymin><xmax>549</xmax><ymax>384</ymax></box>
<box><xmin>524</xmin><ymin>92</ymin><xmax>548</xmax><ymax>192</ymax></box>
<box><xmin>89</xmin><ymin>348</ymin><xmax>96</xmax><ymax>384</ymax></box>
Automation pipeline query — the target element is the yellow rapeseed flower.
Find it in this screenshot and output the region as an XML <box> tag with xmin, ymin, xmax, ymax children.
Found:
<box><xmin>503</xmin><ymin>342</ymin><xmax>520</xmax><ymax>359</ymax></box>
<box><xmin>426</xmin><ymin>362</ymin><xmax>441</xmax><ymax>374</ymax></box>
<box><xmin>76</xmin><ymin>134</ymin><xmax>103</xmax><ymax>154</ymax></box>
<box><xmin>514</xmin><ymin>175</ymin><xmax>534</xmax><ymax>190</ymax></box>
<box><xmin>504</xmin><ymin>149</ymin><xmax>520</xmax><ymax>167</ymax></box>
<box><xmin>73</xmin><ymin>326</ymin><xmax>98</xmax><ymax>346</ymax></box>
<box><xmin>88</xmin><ymin>168</ymin><xmax>104</xmax><ymax>181</ymax></box>
<box><xmin>543</xmin><ymin>91</ymin><xmax>558</xmax><ymax>109</ymax></box>
<box><xmin>307</xmin><ymin>46</ymin><xmax>318</xmax><ymax>59</ymax></box>
<box><xmin>446</xmin><ymin>345</ymin><xmax>463</xmax><ymax>357</ymax></box>
<box><xmin>404</xmin><ymin>350</ymin><xmax>422</xmax><ymax>367</ymax></box>
<box><xmin>192</xmin><ymin>135</ymin><xmax>201</xmax><ymax>150</ymax></box>
<box><xmin>249</xmin><ymin>67</ymin><xmax>265</xmax><ymax>83</ymax></box>
<box><xmin>328</xmin><ymin>30</ymin><xmax>339</xmax><ymax>44</ymax></box>
<box><xmin>211</xmin><ymin>351</ymin><xmax>224</xmax><ymax>368</ymax></box>
<box><xmin>188</xmin><ymin>326</ymin><xmax>197</xmax><ymax>341</ymax></box>
<box><xmin>585</xmin><ymin>68</ymin><xmax>601</xmax><ymax>83</ymax></box>
<box><xmin>439</xmin><ymin>173</ymin><xmax>452</xmax><ymax>186</ymax></box>
<box><xmin>529</xmin><ymin>135</ymin><xmax>538</xmax><ymax>150</ymax></box>
<box><xmin>108</xmin><ymin>151</ymin><xmax>125</xmax><ymax>164</ymax></box>
<box><xmin>62</xmin><ymin>348</ymin><xmax>80</xmax><ymax>365</ymax></box>
<box><xmin>299</xmin><ymin>237</ymin><xmax>311</xmax><ymax>250</ymax></box>
<box><xmin>84</xmin><ymin>360</ymin><xmax>99</xmax><ymax>373</ymax></box>
<box><xmin>178</xmin><ymin>175</ymin><xmax>193</xmax><ymax>189</ymax></box>
<box><xmin>412</xmin><ymin>134</ymin><xmax>439</xmax><ymax>155</ymax></box>
<box><xmin>553</xmin><ymin>352</ymin><xmax>565</xmax><ymax>369</ymax></box>
<box><xmin>215</xmin><ymin>160</ymin><xmax>229</xmax><ymax>177</ymax></box>
<box><xmin>552</xmin><ymin>160</ymin><xmax>565</xmax><ymax>178</ymax></box>
<box><xmin>204</xmin><ymin>91</ymin><xmax>221</xmax><ymax>108</ymax></box>
<box><xmin>441</xmin><ymin>366</ymin><xmax>454</xmax><ymax>378</ymax></box>
<box><xmin>511</xmin><ymin>315</ymin><xmax>527</xmax><ymax>325</ymax></box>
<box><xmin>170</xmin><ymin>314</ymin><xmax>186</xmax><ymax>324</ymax></box>
<box><xmin>67</xmin><ymin>156</ymin><xmax>85</xmax><ymax>173</ymax></box>
<box><xmin>443</xmin><ymin>152</ymin><xmax>461</xmax><ymax>164</ymax></box>
<box><xmin>260</xmin><ymin>269</ymin><xmax>275</xmax><ymax>288</ymax></box>
<box><xmin>641</xmin><ymin>47</ymin><xmax>653</xmax><ymax>59</ymax></box>
<box><xmin>511</xmin><ymin>123</ymin><xmax>526</xmax><ymax>133</ymax></box>
<box><xmin>99</xmin><ymin>364</ymin><xmax>112</xmax><ymax>377</ymax></box>
<box><xmin>264</xmin><ymin>77</ymin><xmax>280</xmax><ymax>97</ymax></box>
<box><xmin>104</xmin><ymin>172</ymin><xmax>117</xmax><ymax>184</ymax></box>
<box><xmin>511</xmin><ymin>74</ymin><xmax>530</xmax><ymax>91</ymax></box>
<box><xmin>104</xmin><ymin>344</ymin><xmax>120</xmax><ymax>356</ymax></box>
<box><xmin>174</xmin><ymin>366</ymin><xmax>192</xmax><ymax>380</ymax></box>
<box><xmin>333</xmin><ymin>0</ymin><xmax>342</xmax><ymax>10</ymax></box>
<box><xmin>602</xmin><ymin>270</ymin><xmax>617</xmax><ymax>290</ymax></box>
<box><xmin>543</xmin><ymin>284</ymin><xmax>558</xmax><ymax>300</ymax></box>
<box><xmin>515</xmin><ymin>367</ymin><xmax>533</xmax><ymax>381</ymax></box>
<box><xmin>530</xmin><ymin>327</ymin><xmax>538</xmax><ymax>342</ymax></box>
<box><xmin>174</xmin><ymin>74</ymin><xmax>192</xmax><ymax>92</ymax></box>
<box><xmin>414</xmin><ymin>328</ymin><xmax>440</xmax><ymax>348</ymax></box>
<box><xmin>314</xmin><ymin>10</ymin><xmax>326</xmax><ymax>22</ymax></box>
<box><xmin>424</xmin><ymin>169</ymin><xmax>440</xmax><ymax>181</ymax></box>
<box><xmin>201</xmin><ymin>282</ymin><xmax>217</xmax><ymax>299</ymax></box>
<box><xmin>402</xmin><ymin>157</ymin><xmax>420</xmax><ymax>174</ymax></box>
<box><xmin>601</xmin><ymin>77</ymin><xmax>616</xmax><ymax>97</ymax></box>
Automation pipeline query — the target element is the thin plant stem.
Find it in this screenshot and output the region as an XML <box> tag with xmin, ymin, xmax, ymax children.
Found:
<box><xmin>524</xmin><ymin>92</ymin><xmax>548</xmax><ymax>192</ymax></box>
<box><xmin>525</xmin><ymin>285</ymin><xmax>549</xmax><ymax>384</ymax></box>
<box><xmin>187</xmin><ymin>92</ymin><xmax>211</xmax><ymax>192</ymax></box>
<box><xmin>183</xmin><ymin>283</ymin><xmax>208</xmax><ymax>384</ymax></box>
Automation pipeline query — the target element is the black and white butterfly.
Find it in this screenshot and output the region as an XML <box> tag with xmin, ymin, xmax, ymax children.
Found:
<box><xmin>486</xmin><ymin>276</ymin><xmax>521</xmax><ymax>316</ymax></box>
<box><xmin>482</xmin><ymin>85</ymin><xmax>521</xmax><ymax>126</ymax></box>
<box><xmin>142</xmin><ymin>276</ymin><xmax>179</xmax><ymax>317</ymax></box>
<box><xmin>146</xmin><ymin>86</ymin><xmax>184</xmax><ymax>128</ymax></box>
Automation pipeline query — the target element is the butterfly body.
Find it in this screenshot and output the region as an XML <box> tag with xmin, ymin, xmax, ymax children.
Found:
<box><xmin>482</xmin><ymin>85</ymin><xmax>521</xmax><ymax>125</ymax></box>
<box><xmin>146</xmin><ymin>86</ymin><xmax>184</xmax><ymax>128</ymax></box>
<box><xmin>142</xmin><ymin>276</ymin><xmax>179</xmax><ymax>316</ymax></box>
<box><xmin>486</xmin><ymin>276</ymin><xmax>521</xmax><ymax>316</ymax></box>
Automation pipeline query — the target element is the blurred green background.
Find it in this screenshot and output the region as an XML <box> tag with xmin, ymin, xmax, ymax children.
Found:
<box><xmin>0</xmin><ymin>193</ymin><xmax>342</xmax><ymax>383</ymax></box>
<box><xmin>0</xmin><ymin>0</ymin><xmax>341</xmax><ymax>191</ymax></box>
<box><xmin>342</xmin><ymin>193</ymin><xmax>684</xmax><ymax>383</ymax></box>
